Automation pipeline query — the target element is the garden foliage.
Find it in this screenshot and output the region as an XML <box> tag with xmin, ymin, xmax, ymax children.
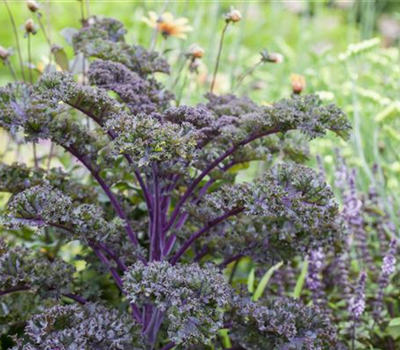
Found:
<box><xmin>1</xmin><ymin>11</ymin><xmax>391</xmax><ymax>350</ymax></box>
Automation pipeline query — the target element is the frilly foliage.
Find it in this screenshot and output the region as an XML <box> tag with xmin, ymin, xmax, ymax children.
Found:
<box><xmin>12</xmin><ymin>303</ymin><xmax>143</xmax><ymax>349</ymax></box>
<box><xmin>72</xmin><ymin>17</ymin><xmax>170</xmax><ymax>75</ymax></box>
<box><xmin>188</xmin><ymin>163</ymin><xmax>345</xmax><ymax>262</ymax></box>
<box><xmin>0</xmin><ymin>12</ymin><xmax>351</xmax><ymax>350</ymax></box>
<box><xmin>3</xmin><ymin>184</ymin><xmax>125</xmax><ymax>243</ymax></box>
<box><xmin>0</xmin><ymin>240</ymin><xmax>74</xmax><ymax>297</ymax></box>
<box><xmin>229</xmin><ymin>296</ymin><xmax>338</xmax><ymax>350</ymax></box>
<box><xmin>123</xmin><ymin>261</ymin><xmax>231</xmax><ymax>346</ymax></box>
<box><xmin>105</xmin><ymin>112</ymin><xmax>198</xmax><ymax>168</ymax></box>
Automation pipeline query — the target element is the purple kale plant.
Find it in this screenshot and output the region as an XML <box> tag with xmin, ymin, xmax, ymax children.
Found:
<box><xmin>0</xmin><ymin>10</ymin><xmax>352</xmax><ymax>350</ymax></box>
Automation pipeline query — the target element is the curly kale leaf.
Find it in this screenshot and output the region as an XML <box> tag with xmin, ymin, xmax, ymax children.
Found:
<box><xmin>123</xmin><ymin>261</ymin><xmax>231</xmax><ymax>346</ymax></box>
<box><xmin>72</xmin><ymin>16</ymin><xmax>169</xmax><ymax>75</ymax></box>
<box><xmin>105</xmin><ymin>112</ymin><xmax>198</xmax><ymax>168</ymax></box>
<box><xmin>89</xmin><ymin>59</ymin><xmax>173</xmax><ymax>116</ymax></box>
<box><xmin>12</xmin><ymin>303</ymin><xmax>143</xmax><ymax>350</ymax></box>
<box><xmin>2</xmin><ymin>184</ymin><xmax>124</xmax><ymax>243</ymax></box>
<box><xmin>0</xmin><ymin>240</ymin><xmax>74</xmax><ymax>298</ymax></box>
<box><xmin>229</xmin><ymin>296</ymin><xmax>339</xmax><ymax>350</ymax></box>
<box><xmin>204</xmin><ymin>93</ymin><xmax>351</xmax><ymax>143</ymax></box>
<box><xmin>190</xmin><ymin>163</ymin><xmax>345</xmax><ymax>262</ymax></box>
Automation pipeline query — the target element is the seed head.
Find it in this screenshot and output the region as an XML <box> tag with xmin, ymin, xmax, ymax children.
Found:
<box><xmin>225</xmin><ymin>7</ymin><xmax>242</xmax><ymax>23</ymax></box>
<box><xmin>25</xmin><ymin>19</ymin><xmax>37</xmax><ymax>35</ymax></box>
<box><xmin>262</xmin><ymin>51</ymin><xmax>284</xmax><ymax>64</ymax></box>
<box><xmin>187</xmin><ymin>44</ymin><xmax>205</xmax><ymax>59</ymax></box>
<box><xmin>0</xmin><ymin>46</ymin><xmax>10</xmax><ymax>61</ymax></box>
<box><xmin>27</xmin><ymin>0</ymin><xmax>40</xmax><ymax>12</ymax></box>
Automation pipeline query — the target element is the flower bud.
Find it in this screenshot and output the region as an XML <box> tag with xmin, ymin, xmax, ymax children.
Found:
<box><xmin>25</xmin><ymin>19</ymin><xmax>37</xmax><ymax>35</ymax></box>
<box><xmin>269</xmin><ymin>52</ymin><xmax>284</xmax><ymax>63</ymax></box>
<box><xmin>0</xmin><ymin>46</ymin><xmax>10</xmax><ymax>61</ymax></box>
<box><xmin>291</xmin><ymin>74</ymin><xmax>306</xmax><ymax>95</ymax></box>
<box><xmin>26</xmin><ymin>0</ymin><xmax>39</xmax><ymax>12</ymax></box>
<box><xmin>261</xmin><ymin>50</ymin><xmax>284</xmax><ymax>64</ymax></box>
<box><xmin>187</xmin><ymin>44</ymin><xmax>205</xmax><ymax>59</ymax></box>
<box><xmin>225</xmin><ymin>7</ymin><xmax>242</xmax><ymax>23</ymax></box>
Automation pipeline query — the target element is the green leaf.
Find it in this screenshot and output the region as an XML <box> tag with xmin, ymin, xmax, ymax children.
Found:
<box><xmin>388</xmin><ymin>318</ymin><xmax>400</xmax><ymax>339</ymax></box>
<box><xmin>51</xmin><ymin>46</ymin><xmax>69</xmax><ymax>71</ymax></box>
<box><xmin>228</xmin><ymin>162</ymin><xmax>250</xmax><ymax>173</ymax></box>
<box><xmin>218</xmin><ymin>328</ymin><xmax>232</xmax><ymax>348</ymax></box>
<box><xmin>252</xmin><ymin>261</ymin><xmax>283</xmax><ymax>301</ymax></box>
<box><xmin>375</xmin><ymin>103</ymin><xmax>400</xmax><ymax>123</ymax></box>
<box><xmin>293</xmin><ymin>257</ymin><xmax>308</xmax><ymax>298</ymax></box>
<box><xmin>247</xmin><ymin>267</ymin><xmax>255</xmax><ymax>294</ymax></box>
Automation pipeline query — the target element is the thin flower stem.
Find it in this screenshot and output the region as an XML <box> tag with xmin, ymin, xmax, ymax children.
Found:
<box><xmin>36</xmin><ymin>14</ymin><xmax>53</xmax><ymax>69</ymax></box>
<box><xmin>27</xmin><ymin>34</ymin><xmax>38</xmax><ymax>184</ymax></box>
<box><xmin>3</xmin><ymin>0</ymin><xmax>26</xmax><ymax>82</ymax></box>
<box><xmin>32</xmin><ymin>142</ymin><xmax>39</xmax><ymax>168</ymax></box>
<box><xmin>172</xmin><ymin>54</ymin><xmax>188</xmax><ymax>88</ymax></box>
<box><xmin>37</xmin><ymin>15</ymin><xmax>51</xmax><ymax>46</ymax></box>
<box><xmin>170</xmin><ymin>207</ymin><xmax>243</xmax><ymax>265</ymax></box>
<box><xmin>149</xmin><ymin>0</ymin><xmax>170</xmax><ymax>51</ymax></box>
<box><xmin>27</xmin><ymin>34</ymin><xmax>33</xmax><ymax>84</ymax></box>
<box><xmin>46</xmin><ymin>142</ymin><xmax>55</xmax><ymax>172</ymax></box>
<box><xmin>45</xmin><ymin>1</ymin><xmax>53</xmax><ymax>65</ymax></box>
<box><xmin>231</xmin><ymin>60</ymin><xmax>263</xmax><ymax>92</ymax></box>
<box><xmin>79</xmin><ymin>0</ymin><xmax>88</xmax><ymax>86</ymax></box>
<box><xmin>210</xmin><ymin>21</ymin><xmax>229</xmax><ymax>93</ymax></box>
<box><xmin>85</xmin><ymin>0</ymin><xmax>90</xmax><ymax>18</ymax></box>
<box><xmin>176</xmin><ymin>62</ymin><xmax>189</xmax><ymax>106</ymax></box>
<box><xmin>79</xmin><ymin>0</ymin><xmax>85</xmax><ymax>23</ymax></box>
<box><xmin>5</xmin><ymin>60</ymin><xmax>18</xmax><ymax>81</ymax></box>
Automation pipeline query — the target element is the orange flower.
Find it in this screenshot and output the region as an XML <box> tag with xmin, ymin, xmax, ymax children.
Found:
<box><xmin>142</xmin><ymin>11</ymin><xmax>193</xmax><ymax>39</ymax></box>
<box><xmin>290</xmin><ymin>74</ymin><xmax>306</xmax><ymax>94</ymax></box>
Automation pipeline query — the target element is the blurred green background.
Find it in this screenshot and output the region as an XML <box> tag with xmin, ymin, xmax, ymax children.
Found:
<box><xmin>1</xmin><ymin>0</ymin><xmax>400</xmax><ymax>211</ymax></box>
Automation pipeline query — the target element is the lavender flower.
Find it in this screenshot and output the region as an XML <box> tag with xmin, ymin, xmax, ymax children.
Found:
<box><xmin>342</xmin><ymin>169</ymin><xmax>375</xmax><ymax>272</ymax></box>
<box><xmin>373</xmin><ymin>239</ymin><xmax>398</xmax><ymax>322</ymax></box>
<box><xmin>349</xmin><ymin>271</ymin><xmax>367</xmax><ymax>321</ymax></box>
<box><xmin>334</xmin><ymin>250</ymin><xmax>352</xmax><ymax>308</ymax></box>
<box><xmin>307</xmin><ymin>248</ymin><xmax>328</xmax><ymax>312</ymax></box>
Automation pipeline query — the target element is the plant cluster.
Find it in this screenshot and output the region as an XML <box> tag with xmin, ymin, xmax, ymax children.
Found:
<box><xmin>0</xmin><ymin>4</ymin><xmax>356</xmax><ymax>350</ymax></box>
<box><xmin>262</xmin><ymin>153</ymin><xmax>400</xmax><ymax>349</ymax></box>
